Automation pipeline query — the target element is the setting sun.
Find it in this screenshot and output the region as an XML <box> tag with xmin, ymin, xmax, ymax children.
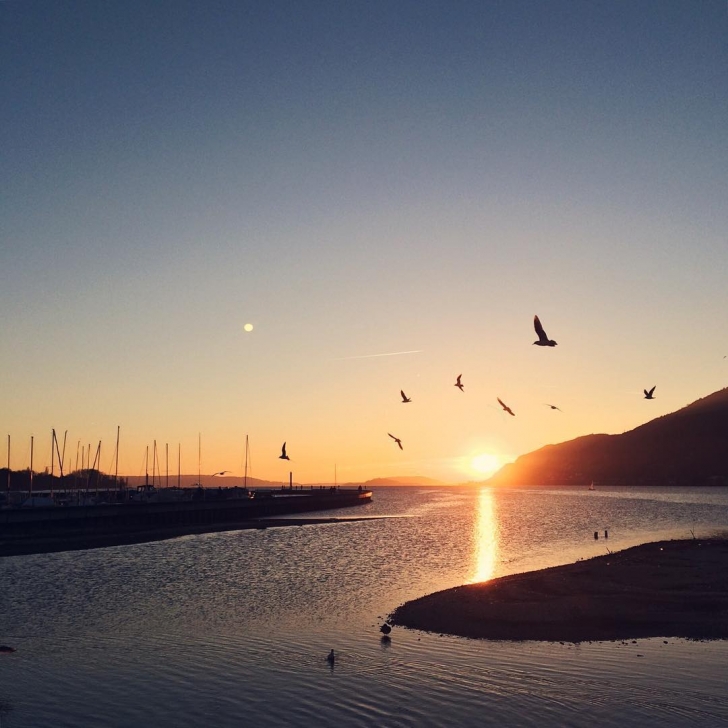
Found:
<box><xmin>469</xmin><ymin>453</ymin><xmax>502</xmax><ymax>478</ymax></box>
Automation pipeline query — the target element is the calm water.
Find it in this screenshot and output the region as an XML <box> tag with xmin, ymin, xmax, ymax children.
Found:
<box><xmin>2</xmin><ymin>485</ymin><xmax>728</xmax><ymax>727</ymax></box>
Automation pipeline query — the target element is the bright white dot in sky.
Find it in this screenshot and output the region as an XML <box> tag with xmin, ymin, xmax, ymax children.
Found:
<box><xmin>244</xmin><ymin>323</ymin><xmax>254</xmax><ymax>332</ymax></box>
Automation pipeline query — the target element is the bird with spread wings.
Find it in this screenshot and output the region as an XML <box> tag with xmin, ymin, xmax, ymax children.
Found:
<box><xmin>533</xmin><ymin>315</ymin><xmax>557</xmax><ymax>347</ymax></box>
<box><xmin>388</xmin><ymin>433</ymin><xmax>403</xmax><ymax>450</ymax></box>
<box><xmin>497</xmin><ymin>398</ymin><xmax>515</xmax><ymax>416</ymax></box>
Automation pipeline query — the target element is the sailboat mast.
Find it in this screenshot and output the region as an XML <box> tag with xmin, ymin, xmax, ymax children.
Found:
<box><xmin>51</xmin><ymin>429</ymin><xmax>65</xmax><ymax>479</ymax></box>
<box><xmin>198</xmin><ymin>432</ymin><xmax>201</xmax><ymax>488</ymax></box>
<box><xmin>244</xmin><ymin>435</ymin><xmax>248</xmax><ymax>489</ymax></box>
<box><xmin>114</xmin><ymin>425</ymin><xmax>120</xmax><ymax>488</ymax></box>
<box><xmin>61</xmin><ymin>430</ymin><xmax>67</xmax><ymax>480</ymax></box>
<box><xmin>6</xmin><ymin>434</ymin><xmax>9</xmax><ymax>496</ymax></box>
<box><xmin>29</xmin><ymin>435</ymin><xmax>34</xmax><ymax>498</ymax></box>
<box><xmin>50</xmin><ymin>430</ymin><xmax>55</xmax><ymax>498</ymax></box>
<box><xmin>177</xmin><ymin>443</ymin><xmax>181</xmax><ymax>489</ymax></box>
<box><xmin>52</xmin><ymin>430</ymin><xmax>65</xmax><ymax>497</ymax></box>
<box><xmin>94</xmin><ymin>441</ymin><xmax>101</xmax><ymax>496</ymax></box>
<box><xmin>74</xmin><ymin>440</ymin><xmax>80</xmax><ymax>496</ymax></box>
<box><xmin>165</xmin><ymin>442</ymin><xmax>169</xmax><ymax>490</ymax></box>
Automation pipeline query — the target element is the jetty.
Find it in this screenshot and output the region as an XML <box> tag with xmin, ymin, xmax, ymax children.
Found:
<box><xmin>0</xmin><ymin>486</ymin><xmax>373</xmax><ymax>557</ymax></box>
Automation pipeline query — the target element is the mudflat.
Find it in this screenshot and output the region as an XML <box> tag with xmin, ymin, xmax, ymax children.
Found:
<box><xmin>391</xmin><ymin>539</ymin><xmax>728</xmax><ymax>642</ymax></box>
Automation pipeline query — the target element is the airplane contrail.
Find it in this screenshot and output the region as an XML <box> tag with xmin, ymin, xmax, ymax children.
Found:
<box><xmin>333</xmin><ymin>350</ymin><xmax>422</xmax><ymax>361</ymax></box>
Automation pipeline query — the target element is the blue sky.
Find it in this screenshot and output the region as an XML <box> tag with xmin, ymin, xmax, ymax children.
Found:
<box><xmin>2</xmin><ymin>1</ymin><xmax>727</xmax><ymax>483</ymax></box>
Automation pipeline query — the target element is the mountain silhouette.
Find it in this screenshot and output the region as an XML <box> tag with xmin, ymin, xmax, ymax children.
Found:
<box><xmin>488</xmin><ymin>388</ymin><xmax>728</xmax><ymax>486</ymax></box>
<box><xmin>364</xmin><ymin>476</ymin><xmax>445</xmax><ymax>486</ymax></box>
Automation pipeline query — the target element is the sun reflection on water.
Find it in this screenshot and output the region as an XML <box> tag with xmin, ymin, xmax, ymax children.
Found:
<box><xmin>470</xmin><ymin>487</ymin><xmax>499</xmax><ymax>583</ymax></box>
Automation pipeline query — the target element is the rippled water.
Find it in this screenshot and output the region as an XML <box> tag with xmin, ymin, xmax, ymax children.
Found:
<box><xmin>2</xmin><ymin>486</ymin><xmax>728</xmax><ymax>727</ymax></box>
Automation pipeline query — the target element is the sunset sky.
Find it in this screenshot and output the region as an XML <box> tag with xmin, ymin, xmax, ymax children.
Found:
<box><xmin>2</xmin><ymin>1</ymin><xmax>727</xmax><ymax>484</ymax></box>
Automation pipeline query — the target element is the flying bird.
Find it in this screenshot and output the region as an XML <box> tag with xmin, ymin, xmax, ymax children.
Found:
<box><xmin>211</xmin><ymin>470</ymin><xmax>231</xmax><ymax>477</ymax></box>
<box><xmin>644</xmin><ymin>386</ymin><xmax>656</xmax><ymax>400</ymax></box>
<box><xmin>400</xmin><ymin>390</ymin><xmax>412</xmax><ymax>403</ymax></box>
<box><xmin>388</xmin><ymin>433</ymin><xmax>403</xmax><ymax>450</ymax></box>
<box><xmin>454</xmin><ymin>374</ymin><xmax>464</xmax><ymax>392</ymax></box>
<box><xmin>533</xmin><ymin>315</ymin><xmax>557</xmax><ymax>347</ymax></box>
<box><xmin>497</xmin><ymin>397</ymin><xmax>515</xmax><ymax>416</ymax></box>
<box><xmin>545</xmin><ymin>404</ymin><xmax>562</xmax><ymax>411</ymax></box>
<box><xmin>279</xmin><ymin>442</ymin><xmax>290</xmax><ymax>460</ymax></box>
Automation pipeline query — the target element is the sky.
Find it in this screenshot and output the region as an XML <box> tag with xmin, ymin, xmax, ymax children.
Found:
<box><xmin>2</xmin><ymin>0</ymin><xmax>727</xmax><ymax>484</ymax></box>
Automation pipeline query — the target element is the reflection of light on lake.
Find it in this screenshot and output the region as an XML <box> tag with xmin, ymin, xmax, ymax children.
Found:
<box><xmin>470</xmin><ymin>487</ymin><xmax>498</xmax><ymax>583</ymax></box>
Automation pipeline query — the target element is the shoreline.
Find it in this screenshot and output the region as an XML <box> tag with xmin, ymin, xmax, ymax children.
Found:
<box><xmin>391</xmin><ymin>538</ymin><xmax>728</xmax><ymax>642</ymax></box>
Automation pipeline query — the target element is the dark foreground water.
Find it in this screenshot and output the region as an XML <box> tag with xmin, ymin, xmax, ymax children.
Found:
<box><xmin>2</xmin><ymin>486</ymin><xmax>728</xmax><ymax>727</ymax></box>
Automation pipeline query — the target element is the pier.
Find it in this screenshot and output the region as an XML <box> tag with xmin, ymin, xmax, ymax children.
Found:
<box><xmin>0</xmin><ymin>487</ymin><xmax>373</xmax><ymax>556</ymax></box>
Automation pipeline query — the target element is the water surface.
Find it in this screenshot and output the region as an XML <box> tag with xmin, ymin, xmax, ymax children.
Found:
<box><xmin>2</xmin><ymin>485</ymin><xmax>728</xmax><ymax>727</ymax></box>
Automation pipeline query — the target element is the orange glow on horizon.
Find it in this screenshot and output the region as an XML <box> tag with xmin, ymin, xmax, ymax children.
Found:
<box><xmin>467</xmin><ymin>452</ymin><xmax>503</xmax><ymax>479</ymax></box>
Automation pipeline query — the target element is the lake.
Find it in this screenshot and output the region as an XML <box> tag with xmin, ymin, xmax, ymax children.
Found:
<box><xmin>2</xmin><ymin>485</ymin><xmax>728</xmax><ymax>727</ymax></box>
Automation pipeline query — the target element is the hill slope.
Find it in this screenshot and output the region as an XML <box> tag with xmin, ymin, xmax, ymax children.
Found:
<box><xmin>488</xmin><ymin>388</ymin><xmax>728</xmax><ymax>486</ymax></box>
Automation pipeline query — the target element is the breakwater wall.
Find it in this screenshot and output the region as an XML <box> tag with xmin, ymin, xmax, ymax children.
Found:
<box><xmin>0</xmin><ymin>489</ymin><xmax>372</xmax><ymax>556</ymax></box>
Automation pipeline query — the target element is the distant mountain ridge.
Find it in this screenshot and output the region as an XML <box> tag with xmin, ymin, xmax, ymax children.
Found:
<box><xmin>123</xmin><ymin>474</ymin><xmax>282</xmax><ymax>489</ymax></box>
<box><xmin>363</xmin><ymin>476</ymin><xmax>445</xmax><ymax>486</ymax></box>
<box><xmin>488</xmin><ymin>388</ymin><xmax>728</xmax><ymax>486</ymax></box>
<box><xmin>122</xmin><ymin>474</ymin><xmax>446</xmax><ymax>488</ymax></box>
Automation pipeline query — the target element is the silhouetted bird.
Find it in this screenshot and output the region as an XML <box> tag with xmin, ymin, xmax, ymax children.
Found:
<box><xmin>400</xmin><ymin>390</ymin><xmax>412</xmax><ymax>403</ymax></box>
<box><xmin>454</xmin><ymin>374</ymin><xmax>464</xmax><ymax>392</ymax></box>
<box><xmin>326</xmin><ymin>649</ymin><xmax>335</xmax><ymax>665</ymax></box>
<box><xmin>380</xmin><ymin>623</ymin><xmax>392</xmax><ymax>635</ymax></box>
<box><xmin>279</xmin><ymin>442</ymin><xmax>290</xmax><ymax>460</ymax></box>
<box><xmin>497</xmin><ymin>397</ymin><xmax>515</xmax><ymax>416</ymax></box>
<box><xmin>211</xmin><ymin>470</ymin><xmax>230</xmax><ymax>477</ymax></box>
<box><xmin>545</xmin><ymin>404</ymin><xmax>562</xmax><ymax>411</ymax></box>
<box><xmin>533</xmin><ymin>315</ymin><xmax>557</xmax><ymax>347</ymax></box>
<box><xmin>388</xmin><ymin>433</ymin><xmax>403</xmax><ymax>450</ymax></box>
<box><xmin>644</xmin><ymin>386</ymin><xmax>656</xmax><ymax>400</ymax></box>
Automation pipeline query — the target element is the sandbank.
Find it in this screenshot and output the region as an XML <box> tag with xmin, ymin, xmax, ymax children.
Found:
<box><xmin>391</xmin><ymin>539</ymin><xmax>728</xmax><ymax>642</ymax></box>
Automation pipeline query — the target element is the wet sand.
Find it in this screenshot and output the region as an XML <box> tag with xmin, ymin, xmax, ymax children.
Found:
<box><xmin>391</xmin><ymin>538</ymin><xmax>728</xmax><ymax>642</ymax></box>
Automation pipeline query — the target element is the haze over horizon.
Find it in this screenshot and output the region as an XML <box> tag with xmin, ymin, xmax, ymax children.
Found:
<box><xmin>3</xmin><ymin>1</ymin><xmax>727</xmax><ymax>484</ymax></box>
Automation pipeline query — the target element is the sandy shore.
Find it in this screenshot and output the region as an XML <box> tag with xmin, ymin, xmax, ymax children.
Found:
<box><xmin>391</xmin><ymin>538</ymin><xmax>728</xmax><ymax>642</ymax></box>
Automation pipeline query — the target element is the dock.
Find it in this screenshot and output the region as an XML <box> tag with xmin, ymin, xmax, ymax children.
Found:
<box><xmin>0</xmin><ymin>487</ymin><xmax>373</xmax><ymax>557</ymax></box>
